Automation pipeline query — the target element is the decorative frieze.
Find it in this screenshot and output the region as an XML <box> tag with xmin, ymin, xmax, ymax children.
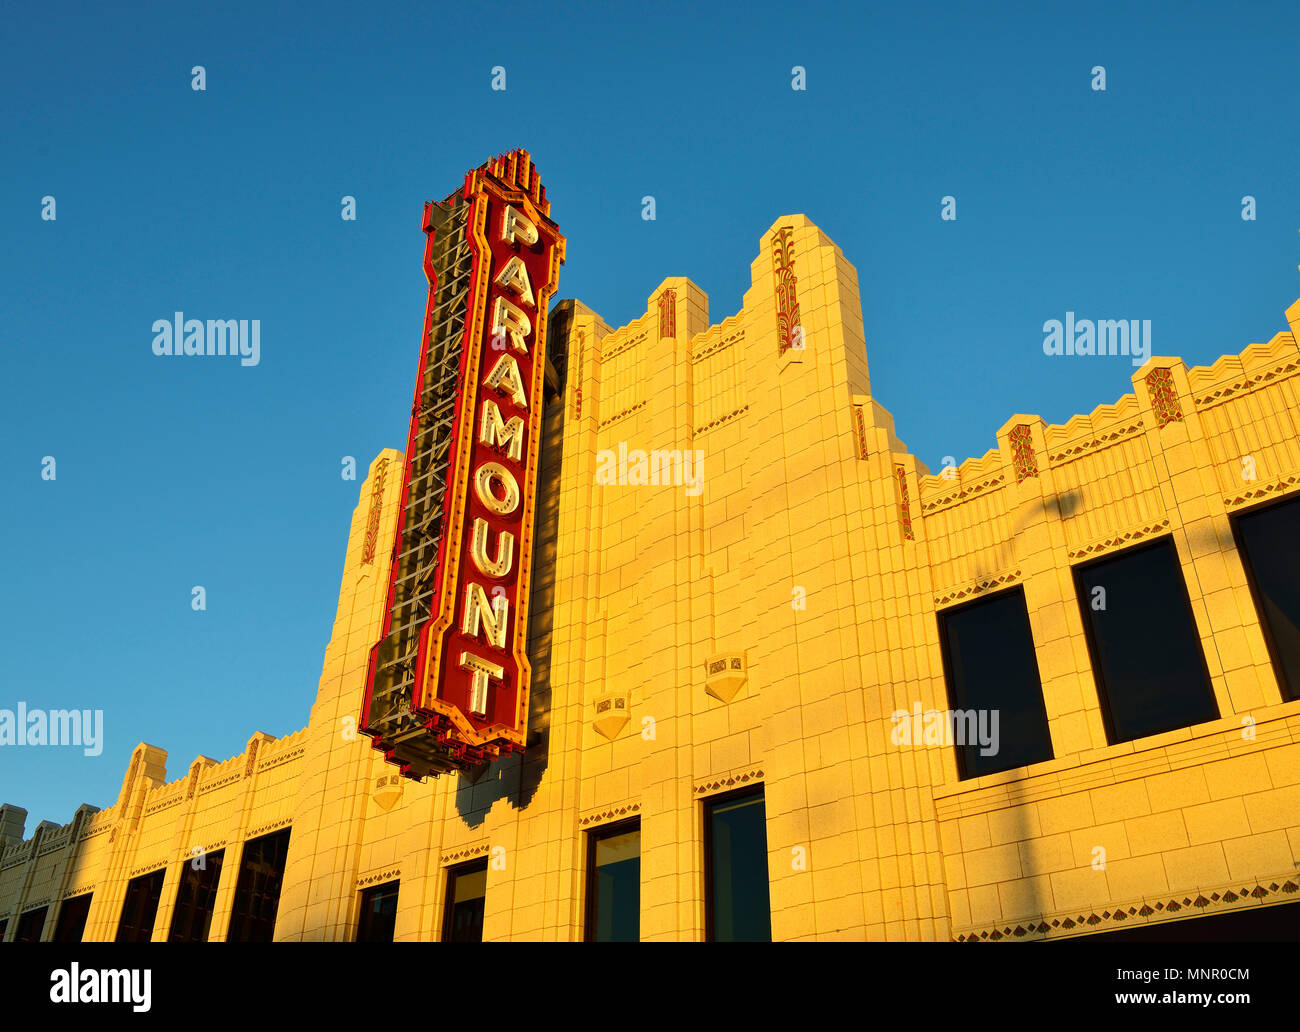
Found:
<box><xmin>934</xmin><ymin>570</ymin><xmax>1021</xmax><ymax>608</ymax></box>
<box><xmin>440</xmin><ymin>842</ymin><xmax>490</xmax><ymax>866</ymax></box>
<box><xmin>695</xmin><ymin>768</ymin><xmax>765</xmax><ymax>796</ymax></box>
<box><xmin>1145</xmin><ymin>367</ymin><xmax>1183</xmax><ymax>428</ymax></box>
<box><xmin>1067</xmin><ymin>519</ymin><xmax>1171</xmax><ymax>560</ymax></box>
<box><xmin>578</xmin><ymin>802</ymin><xmax>641</xmax><ymax>828</ymax></box>
<box><xmin>695</xmin><ymin>405</ymin><xmax>749</xmax><ymax>435</ymax></box>
<box><xmin>1008</xmin><ymin>424</ymin><xmax>1038</xmax><ymax>483</ymax></box>
<box><xmin>895</xmin><ymin>465</ymin><xmax>914</xmax><ymax>541</ymax></box>
<box><xmin>360</xmin><ymin>458</ymin><xmax>389</xmax><ymax>565</ymax></box>
<box><xmin>771</xmin><ymin>226</ymin><xmax>801</xmax><ymax>357</ymax></box>
<box><xmin>658</xmin><ymin>289</ymin><xmax>676</xmax><ymax>339</ymax></box>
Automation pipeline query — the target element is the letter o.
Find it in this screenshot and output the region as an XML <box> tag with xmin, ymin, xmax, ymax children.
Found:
<box><xmin>475</xmin><ymin>461</ymin><xmax>520</xmax><ymax>515</ymax></box>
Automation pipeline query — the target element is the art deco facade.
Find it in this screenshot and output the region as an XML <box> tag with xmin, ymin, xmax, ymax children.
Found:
<box><xmin>3</xmin><ymin>215</ymin><xmax>1300</xmax><ymax>942</ymax></box>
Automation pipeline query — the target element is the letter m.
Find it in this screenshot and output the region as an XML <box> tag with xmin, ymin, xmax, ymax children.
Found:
<box><xmin>49</xmin><ymin>709</ymin><xmax>80</xmax><ymax>745</ymax></box>
<box><xmin>206</xmin><ymin>319</ymin><xmax>240</xmax><ymax>356</ymax></box>
<box><xmin>480</xmin><ymin>401</ymin><xmax>524</xmax><ymax>462</ymax></box>
<box><xmin>103</xmin><ymin>970</ymin><xmax>131</xmax><ymax>1002</ymax></box>
<box><xmin>1097</xmin><ymin>319</ymin><xmax>1129</xmax><ymax>357</ymax></box>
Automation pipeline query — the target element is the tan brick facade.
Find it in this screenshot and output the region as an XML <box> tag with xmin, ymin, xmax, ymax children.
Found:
<box><xmin>4</xmin><ymin>214</ymin><xmax>1299</xmax><ymax>941</ymax></box>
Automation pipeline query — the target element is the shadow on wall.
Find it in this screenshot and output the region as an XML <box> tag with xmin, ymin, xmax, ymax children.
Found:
<box><xmin>454</xmin><ymin>385</ymin><xmax>566</xmax><ymax>828</ymax></box>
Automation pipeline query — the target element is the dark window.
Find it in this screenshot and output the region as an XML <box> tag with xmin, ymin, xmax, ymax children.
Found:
<box><xmin>585</xmin><ymin>820</ymin><xmax>640</xmax><ymax>942</ymax></box>
<box><xmin>168</xmin><ymin>849</ymin><xmax>225</xmax><ymax>942</ymax></box>
<box><xmin>0</xmin><ymin>919</ymin><xmax>7</xmax><ymax>941</ymax></box>
<box><xmin>356</xmin><ymin>881</ymin><xmax>399</xmax><ymax>943</ymax></box>
<box><xmin>442</xmin><ymin>860</ymin><xmax>487</xmax><ymax>942</ymax></box>
<box><xmin>116</xmin><ymin>870</ymin><xmax>165</xmax><ymax>943</ymax></box>
<box><xmin>1234</xmin><ymin>495</ymin><xmax>1300</xmax><ymax>701</ymax></box>
<box><xmin>15</xmin><ymin>906</ymin><xmax>48</xmax><ymax>943</ymax></box>
<box><xmin>54</xmin><ymin>894</ymin><xmax>93</xmax><ymax>943</ymax></box>
<box><xmin>938</xmin><ymin>587</ymin><xmax>1054</xmax><ymax>778</ymax></box>
<box><xmin>1074</xmin><ymin>539</ymin><xmax>1219</xmax><ymax>743</ymax></box>
<box><xmin>227</xmin><ymin>828</ymin><xmax>291</xmax><ymax>943</ymax></box>
<box><xmin>705</xmin><ymin>788</ymin><xmax>772</xmax><ymax>942</ymax></box>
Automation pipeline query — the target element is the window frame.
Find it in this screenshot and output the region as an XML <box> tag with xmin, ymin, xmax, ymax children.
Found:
<box><xmin>935</xmin><ymin>584</ymin><xmax>1054</xmax><ymax>780</ymax></box>
<box><xmin>168</xmin><ymin>848</ymin><xmax>226</xmax><ymax>942</ymax></box>
<box><xmin>356</xmin><ymin>880</ymin><xmax>400</xmax><ymax>943</ymax></box>
<box><xmin>1230</xmin><ymin>494</ymin><xmax>1300</xmax><ymax>702</ymax></box>
<box><xmin>54</xmin><ymin>892</ymin><xmax>93</xmax><ymax>943</ymax></box>
<box><xmin>115</xmin><ymin>869</ymin><xmax>166</xmax><ymax>943</ymax></box>
<box><xmin>226</xmin><ymin>827</ymin><xmax>292</xmax><ymax>943</ymax></box>
<box><xmin>702</xmin><ymin>784</ymin><xmax>773</xmax><ymax>944</ymax></box>
<box><xmin>1071</xmin><ymin>536</ymin><xmax>1219</xmax><ymax>744</ymax></box>
<box><xmin>583</xmin><ymin>817</ymin><xmax>641</xmax><ymax>943</ymax></box>
<box><xmin>440</xmin><ymin>858</ymin><xmax>489</xmax><ymax>943</ymax></box>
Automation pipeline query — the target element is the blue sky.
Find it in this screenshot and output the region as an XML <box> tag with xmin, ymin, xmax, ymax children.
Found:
<box><xmin>2</xmin><ymin>0</ymin><xmax>1298</xmax><ymax>828</ymax></box>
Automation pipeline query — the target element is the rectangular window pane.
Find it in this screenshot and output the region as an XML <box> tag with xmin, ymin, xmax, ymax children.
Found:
<box><xmin>168</xmin><ymin>849</ymin><xmax>225</xmax><ymax>942</ymax></box>
<box><xmin>443</xmin><ymin>860</ymin><xmax>488</xmax><ymax>942</ymax></box>
<box><xmin>54</xmin><ymin>893</ymin><xmax>93</xmax><ymax>943</ymax></box>
<box><xmin>938</xmin><ymin>587</ymin><xmax>1054</xmax><ymax>778</ymax></box>
<box><xmin>586</xmin><ymin>822</ymin><xmax>640</xmax><ymax>942</ymax></box>
<box><xmin>1234</xmin><ymin>496</ymin><xmax>1300</xmax><ymax>701</ymax></box>
<box><xmin>15</xmin><ymin>906</ymin><xmax>48</xmax><ymax>943</ymax></box>
<box><xmin>116</xmin><ymin>870</ymin><xmax>165</xmax><ymax>943</ymax></box>
<box><xmin>357</xmin><ymin>881</ymin><xmax>400</xmax><ymax>942</ymax></box>
<box><xmin>227</xmin><ymin>828</ymin><xmax>291</xmax><ymax>943</ymax></box>
<box><xmin>1074</xmin><ymin>539</ymin><xmax>1219</xmax><ymax>743</ymax></box>
<box><xmin>706</xmin><ymin>789</ymin><xmax>772</xmax><ymax>942</ymax></box>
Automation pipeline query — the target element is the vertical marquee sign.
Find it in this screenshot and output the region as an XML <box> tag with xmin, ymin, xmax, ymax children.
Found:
<box><xmin>360</xmin><ymin>151</ymin><xmax>565</xmax><ymax>779</ymax></box>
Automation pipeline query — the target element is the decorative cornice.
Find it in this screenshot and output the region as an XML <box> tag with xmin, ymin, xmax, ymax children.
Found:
<box><xmin>578</xmin><ymin>802</ymin><xmax>642</xmax><ymax>828</ymax></box>
<box><xmin>256</xmin><ymin>745</ymin><xmax>305</xmax><ymax>773</ymax></box>
<box><xmin>440</xmin><ymin>842</ymin><xmax>490</xmax><ymax>866</ymax></box>
<box><xmin>601</xmin><ymin>330</ymin><xmax>647</xmax><ymax>363</ymax></box>
<box><xmin>956</xmin><ymin>877</ymin><xmax>1299</xmax><ymax>942</ymax></box>
<box><xmin>180</xmin><ymin>840</ymin><xmax>226</xmax><ymax>861</ymax></box>
<box><xmin>694</xmin><ymin>768</ymin><xmax>765</xmax><ymax>796</ymax></box>
<box><xmin>357</xmin><ymin>866</ymin><xmax>401</xmax><ymax>888</ymax></box>
<box><xmin>143</xmin><ymin>795</ymin><xmax>185</xmax><ymax>817</ymax></box>
<box><xmin>245</xmin><ymin>816</ymin><xmax>291</xmax><ymax>840</ymax></box>
<box><xmin>695</xmin><ymin>405</ymin><xmax>749</xmax><ymax>435</ymax></box>
<box><xmin>921</xmin><ymin>474</ymin><xmax>1006</xmax><ymax>515</ymax></box>
<box><xmin>1067</xmin><ymin>519</ymin><xmax>1170</xmax><ymax>560</ymax></box>
<box><xmin>1048</xmin><ymin>422</ymin><xmax>1143</xmax><ymax>464</ymax></box>
<box><xmin>1194</xmin><ymin>359</ymin><xmax>1300</xmax><ymax>410</ymax></box>
<box><xmin>199</xmin><ymin>772</ymin><xmax>243</xmax><ymax>794</ymax></box>
<box><xmin>934</xmin><ymin>570</ymin><xmax>1021</xmax><ymax>608</ymax></box>
<box><xmin>598</xmin><ymin>399</ymin><xmax>647</xmax><ymax>429</ymax></box>
<box><xmin>692</xmin><ymin>328</ymin><xmax>744</xmax><ymax>364</ymax></box>
<box><xmin>77</xmin><ymin>822</ymin><xmax>113</xmax><ymax>842</ymax></box>
<box><xmin>1225</xmin><ymin>474</ymin><xmax>1300</xmax><ymax>509</ymax></box>
<box><xmin>129</xmin><ymin>858</ymin><xmax>169</xmax><ymax>878</ymax></box>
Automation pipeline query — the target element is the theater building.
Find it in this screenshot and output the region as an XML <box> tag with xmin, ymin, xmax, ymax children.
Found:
<box><xmin>3</xmin><ymin>169</ymin><xmax>1300</xmax><ymax>941</ymax></box>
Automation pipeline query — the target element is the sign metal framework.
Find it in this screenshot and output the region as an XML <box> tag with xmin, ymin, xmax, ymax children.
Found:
<box><xmin>360</xmin><ymin>151</ymin><xmax>565</xmax><ymax>778</ymax></box>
